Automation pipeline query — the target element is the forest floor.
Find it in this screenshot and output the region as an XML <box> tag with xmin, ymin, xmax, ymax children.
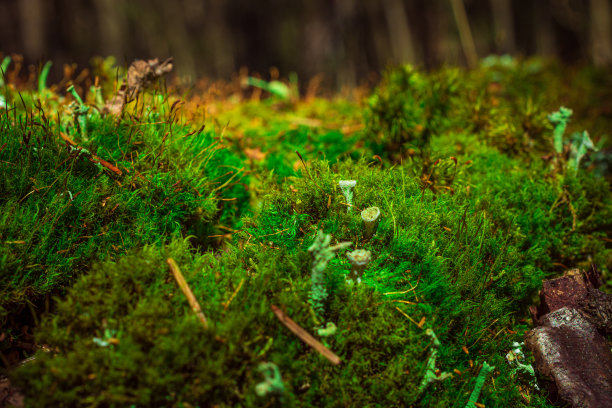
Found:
<box><xmin>1</xmin><ymin>56</ymin><xmax>611</xmax><ymax>407</ymax></box>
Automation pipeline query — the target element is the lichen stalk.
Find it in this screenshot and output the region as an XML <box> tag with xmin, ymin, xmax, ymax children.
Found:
<box><xmin>361</xmin><ymin>206</ymin><xmax>381</xmax><ymax>239</ymax></box>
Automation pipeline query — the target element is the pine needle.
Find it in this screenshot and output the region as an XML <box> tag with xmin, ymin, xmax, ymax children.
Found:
<box><xmin>167</xmin><ymin>258</ymin><xmax>208</xmax><ymax>330</ymax></box>
<box><xmin>271</xmin><ymin>304</ymin><xmax>341</xmax><ymax>365</ymax></box>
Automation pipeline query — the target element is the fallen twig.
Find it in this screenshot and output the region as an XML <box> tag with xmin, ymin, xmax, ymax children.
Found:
<box><xmin>270</xmin><ymin>304</ymin><xmax>341</xmax><ymax>365</ymax></box>
<box><xmin>167</xmin><ymin>258</ymin><xmax>208</xmax><ymax>329</ymax></box>
<box><xmin>59</xmin><ymin>132</ymin><xmax>123</xmax><ymax>176</ymax></box>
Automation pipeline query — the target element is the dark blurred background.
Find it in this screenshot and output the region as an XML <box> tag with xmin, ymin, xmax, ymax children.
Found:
<box><xmin>1</xmin><ymin>0</ymin><xmax>611</xmax><ymax>87</ymax></box>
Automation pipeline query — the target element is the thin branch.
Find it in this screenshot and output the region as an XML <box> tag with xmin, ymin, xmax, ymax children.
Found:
<box><xmin>167</xmin><ymin>258</ymin><xmax>208</xmax><ymax>329</ymax></box>
<box><xmin>271</xmin><ymin>304</ymin><xmax>341</xmax><ymax>365</ymax></box>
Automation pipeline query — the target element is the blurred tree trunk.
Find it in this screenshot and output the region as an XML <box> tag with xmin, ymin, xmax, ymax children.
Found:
<box><xmin>18</xmin><ymin>0</ymin><xmax>45</xmax><ymax>60</ymax></box>
<box><xmin>204</xmin><ymin>0</ymin><xmax>235</xmax><ymax>77</ymax></box>
<box><xmin>534</xmin><ymin>1</ymin><xmax>557</xmax><ymax>57</ymax></box>
<box><xmin>489</xmin><ymin>0</ymin><xmax>515</xmax><ymax>54</ymax></box>
<box><xmin>303</xmin><ymin>2</ymin><xmax>333</xmax><ymax>82</ymax></box>
<box><xmin>0</xmin><ymin>0</ymin><xmax>608</xmax><ymax>85</ymax></box>
<box><xmin>94</xmin><ymin>0</ymin><xmax>127</xmax><ymax>58</ymax></box>
<box><xmin>424</xmin><ymin>0</ymin><xmax>443</xmax><ymax>67</ymax></box>
<box><xmin>381</xmin><ymin>0</ymin><xmax>417</xmax><ymax>65</ymax></box>
<box><xmin>335</xmin><ymin>0</ymin><xmax>358</xmax><ymax>87</ymax></box>
<box><xmin>590</xmin><ymin>0</ymin><xmax>612</xmax><ymax>66</ymax></box>
<box><xmin>161</xmin><ymin>0</ymin><xmax>196</xmax><ymax>78</ymax></box>
<box><xmin>364</xmin><ymin>1</ymin><xmax>391</xmax><ymax>69</ymax></box>
<box><xmin>449</xmin><ymin>0</ymin><xmax>477</xmax><ymax>67</ymax></box>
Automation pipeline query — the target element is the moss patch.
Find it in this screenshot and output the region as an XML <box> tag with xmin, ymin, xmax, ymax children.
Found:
<box><xmin>2</xmin><ymin>56</ymin><xmax>611</xmax><ymax>407</ymax></box>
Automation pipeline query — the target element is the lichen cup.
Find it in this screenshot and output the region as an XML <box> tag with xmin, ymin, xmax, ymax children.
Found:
<box><xmin>346</xmin><ymin>249</ymin><xmax>372</xmax><ymax>283</ymax></box>
<box><xmin>361</xmin><ymin>206</ymin><xmax>381</xmax><ymax>240</ymax></box>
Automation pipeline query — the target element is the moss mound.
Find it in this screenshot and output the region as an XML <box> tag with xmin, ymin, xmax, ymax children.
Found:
<box><xmin>2</xmin><ymin>56</ymin><xmax>611</xmax><ymax>407</ymax></box>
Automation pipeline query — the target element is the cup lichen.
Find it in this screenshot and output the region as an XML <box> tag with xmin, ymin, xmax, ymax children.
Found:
<box><xmin>361</xmin><ymin>206</ymin><xmax>381</xmax><ymax>239</ymax></box>
<box><xmin>346</xmin><ymin>248</ymin><xmax>372</xmax><ymax>283</ymax></box>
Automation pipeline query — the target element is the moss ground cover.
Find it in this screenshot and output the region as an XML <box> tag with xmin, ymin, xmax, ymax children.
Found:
<box><xmin>1</xmin><ymin>57</ymin><xmax>611</xmax><ymax>407</ymax></box>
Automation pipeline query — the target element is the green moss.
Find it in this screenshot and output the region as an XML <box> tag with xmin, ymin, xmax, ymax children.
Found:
<box><xmin>0</xmin><ymin>93</ymin><xmax>247</xmax><ymax>315</ymax></box>
<box><xmin>4</xmin><ymin>58</ymin><xmax>612</xmax><ymax>407</ymax></box>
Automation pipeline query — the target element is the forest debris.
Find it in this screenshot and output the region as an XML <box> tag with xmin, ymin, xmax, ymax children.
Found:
<box><xmin>167</xmin><ymin>258</ymin><xmax>208</xmax><ymax>329</ymax></box>
<box><xmin>270</xmin><ymin>304</ymin><xmax>341</xmax><ymax>365</ymax></box>
<box><xmin>0</xmin><ymin>376</ymin><xmax>23</xmax><ymax>408</ymax></box>
<box><xmin>529</xmin><ymin>266</ymin><xmax>612</xmax><ymax>333</ymax></box>
<box><xmin>223</xmin><ymin>278</ymin><xmax>244</xmax><ymax>310</ymax></box>
<box><xmin>530</xmin><ymin>268</ymin><xmax>592</xmax><ymax>320</ymax></box>
<box><xmin>526</xmin><ymin>266</ymin><xmax>612</xmax><ymax>407</ymax></box>
<box><xmin>244</xmin><ymin>147</ymin><xmax>267</xmax><ymax>161</ymax></box>
<box><xmin>580</xmin><ymin>287</ymin><xmax>612</xmax><ymax>335</ymax></box>
<box><xmin>127</xmin><ymin>58</ymin><xmax>173</xmax><ymax>95</ymax></box>
<box><xmin>525</xmin><ymin>307</ymin><xmax>612</xmax><ymax>408</ymax></box>
<box><xmin>104</xmin><ymin>57</ymin><xmax>173</xmax><ymax>115</ymax></box>
<box><xmin>59</xmin><ymin>131</ymin><xmax>123</xmax><ymax>176</ymax></box>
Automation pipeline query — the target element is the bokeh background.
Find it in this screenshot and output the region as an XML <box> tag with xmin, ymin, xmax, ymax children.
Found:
<box><xmin>1</xmin><ymin>0</ymin><xmax>611</xmax><ymax>87</ymax></box>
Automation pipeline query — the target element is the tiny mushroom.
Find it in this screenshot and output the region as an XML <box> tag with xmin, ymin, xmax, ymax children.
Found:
<box><xmin>338</xmin><ymin>180</ymin><xmax>357</xmax><ymax>212</ymax></box>
<box><xmin>346</xmin><ymin>248</ymin><xmax>372</xmax><ymax>283</ymax></box>
<box><xmin>361</xmin><ymin>206</ymin><xmax>381</xmax><ymax>239</ymax></box>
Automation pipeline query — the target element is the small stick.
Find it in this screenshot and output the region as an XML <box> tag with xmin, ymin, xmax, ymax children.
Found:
<box><xmin>395</xmin><ymin>306</ymin><xmax>425</xmax><ymax>329</ymax></box>
<box><xmin>59</xmin><ymin>131</ymin><xmax>123</xmax><ymax>176</ymax></box>
<box><xmin>167</xmin><ymin>258</ymin><xmax>208</xmax><ymax>329</ymax></box>
<box><xmin>223</xmin><ymin>278</ymin><xmax>244</xmax><ymax>310</ymax></box>
<box><xmin>271</xmin><ymin>304</ymin><xmax>341</xmax><ymax>365</ymax></box>
<box><xmin>88</xmin><ymin>156</ymin><xmax>123</xmax><ymax>176</ymax></box>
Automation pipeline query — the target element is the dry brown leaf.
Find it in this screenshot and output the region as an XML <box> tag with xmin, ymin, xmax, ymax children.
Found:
<box><xmin>103</xmin><ymin>57</ymin><xmax>173</xmax><ymax>115</ymax></box>
<box><xmin>244</xmin><ymin>147</ymin><xmax>267</xmax><ymax>161</ymax></box>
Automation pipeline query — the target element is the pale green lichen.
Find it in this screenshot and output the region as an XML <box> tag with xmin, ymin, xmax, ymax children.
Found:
<box><xmin>255</xmin><ymin>362</ymin><xmax>285</xmax><ymax>399</ymax></box>
<box><xmin>67</xmin><ymin>84</ymin><xmax>91</xmax><ymax>140</ymax></box>
<box><xmin>418</xmin><ymin>328</ymin><xmax>452</xmax><ymax>394</ymax></box>
<box><xmin>548</xmin><ymin>106</ymin><xmax>572</xmax><ymax>154</ymax></box>
<box><xmin>308</xmin><ymin>230</ymin><xmax>352</xmax><ymax>319</ymax></box>
<box><xmin>361</xmin><ymin>206</ymin><xmax>381</xmax><ymax>239</ymax></box>
<box><xmin>506</xmin><ymin>342</ymin><xmax>538</xmax><ymax>390</ymax></box>
<box><xmin>568</xmin><ymin>130</ymin><xmax>597</xmax><ymax>172</ymax></box>
<box><xmin>547</xmin><ymin>107</ymin><xmax>598</xmax><ymax>172</ymax></box>
<box><xmin>316</xmin><ymin>322</ymin><xmax>337</xmax><ymax>337</ymax></box>
<box><xmin>465</xmin><ymin>361</ymin><xmax>494</xmax><ymax>408</ymax></box>
<box><xmin>339</xmin><ymin>180</ymin><xmax>357</xmax><ymax>212</ymax></box>
<box><xmin>346</xmin><ymin>248</ymin><xmax>372</xmax><ymax>283</ymax></box>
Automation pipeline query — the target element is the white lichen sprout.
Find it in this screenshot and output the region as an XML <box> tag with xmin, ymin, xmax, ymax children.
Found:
<box><xmin>339</xmin><ymin>180</ymin><xmax>357</xmax><ymax>212</ymax></box>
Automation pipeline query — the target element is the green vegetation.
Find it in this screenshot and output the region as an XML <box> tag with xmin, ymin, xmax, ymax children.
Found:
<box><xmin>1</xmin><ymin>56</ymin><xmax>611</xmax><ymax>407</ymax></box>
